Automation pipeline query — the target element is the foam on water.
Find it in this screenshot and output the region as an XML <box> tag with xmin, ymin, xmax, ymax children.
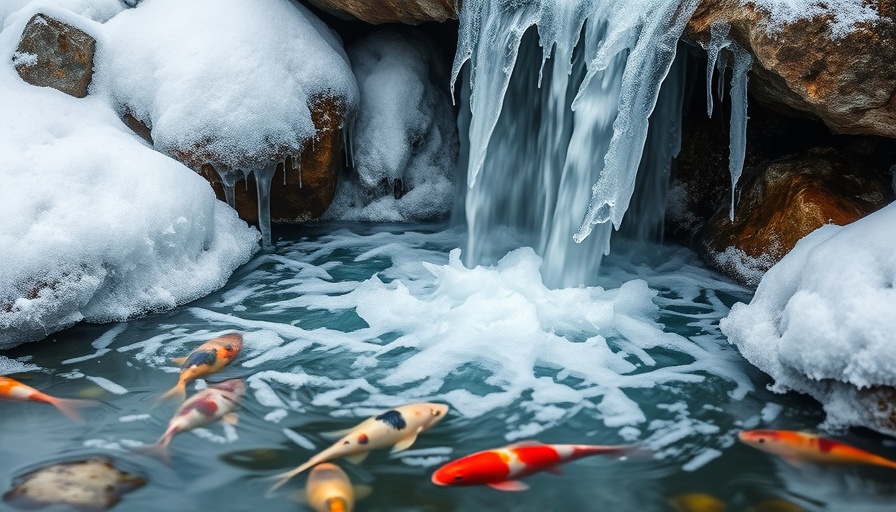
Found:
<box><xmin>114</xmin><ymin>228</ymin><xmax>756</xmax><ymax>466</ymax></box>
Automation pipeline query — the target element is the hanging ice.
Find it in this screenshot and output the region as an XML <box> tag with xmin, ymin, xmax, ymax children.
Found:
<box><xmin>453</xmin><ymin>0</ymin><xmax>699</xmax><ymax>286</ymax></box>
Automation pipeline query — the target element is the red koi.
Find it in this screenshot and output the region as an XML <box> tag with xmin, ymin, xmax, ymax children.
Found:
<box><xmin>739</xmin><ymin>429</ymin><xmax>896</xmax><ymax>469</ymax></box>
<box><xmin>0</xmin><ymin>376</ymin><xmax>94</xmax><ymax>422</ymax></box>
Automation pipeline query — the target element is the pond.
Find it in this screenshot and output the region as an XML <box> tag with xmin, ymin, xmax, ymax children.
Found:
<box><xmin>2</xmin><ymin>225</ymin><xmax>895</xmax><ymax>511</ymax></box>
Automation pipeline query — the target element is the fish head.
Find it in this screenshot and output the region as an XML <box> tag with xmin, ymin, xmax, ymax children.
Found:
<box><xmin>307</xmin><ymin>464</ymin><xmax>354</xmax><ymax>510</ymax></box>
<box><xmin>431</xmin><ymin>451</ymin><xmax>507</xmax><ymax>487</ymax></box>
<box><xmin>409</xmin><ymin>402</ymin><xmax>449</xmax><ymax>429</ymax></box>
<box><xmin>214</xmin><ymin>333</ymin><xmax>243</xmax><ymax>360</ymax></box>
<box><xmin>739</xmin><ymin>429</ymin><xmax>798</xmax><ymax>457</ymax></box>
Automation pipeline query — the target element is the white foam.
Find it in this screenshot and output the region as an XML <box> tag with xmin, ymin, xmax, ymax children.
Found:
<box><xmin>0</xmin><ymin>355</ymin><xmax>41</xmax><ymax>375</ymax></box>
<box><xmin>85</xmin><ymin>375</ymin><xmax>128</xmax><ymax>395</ymax></box>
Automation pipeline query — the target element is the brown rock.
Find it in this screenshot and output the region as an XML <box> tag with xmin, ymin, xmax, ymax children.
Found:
<box><xmin>14</xmin><ymin>13</ymin><xmax>96</xmax><ymax>98</ymax></box>
<box><xmin>197</xmin><ymin>96</ymin><xmax>345</xmax><ymax>222</ymax></box>
<box><xmin>701</xmin><ymin>147</ymin><xmax>894</xmax><ymax>286</ymax></box>
<box><xmin>4</xmin><ymin>458</ymin><xmax>145</xmax><ymax>510</ymax></box>
<box><xmin>686</xmin><ymin>0</ymin><xmax>896</xmax><ymax>137</ymax></box>
<box><xmin>305</xmin><ymin>0</ymin><xmax>456</xmax><ymax>24</ymax></box>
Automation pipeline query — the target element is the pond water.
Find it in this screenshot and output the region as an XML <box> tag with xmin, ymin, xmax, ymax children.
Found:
<box><xmin>2</xmin><ymin>225</ymin><xmax>895</xmax><ymax>511</ymax></box>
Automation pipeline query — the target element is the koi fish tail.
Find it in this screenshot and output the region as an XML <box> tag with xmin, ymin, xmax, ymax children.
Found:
<box><xmin>267</xmin><ymin>460</ymin><xmax>315</xmax><ymax>494</ymax></box>
<box><xmin>158</xmin><ymin>381</ymin><xmax>187</xmax><ymax>402</ymax></box>
<box><xmin>45</xmin><ymin>397</ymin><xmax>95</xmax><ymax>423</ymax></box>
<box><xmin>133</xmin><ymin>438</ymin><xmax>172</xmax><ymax>464</ymax></box>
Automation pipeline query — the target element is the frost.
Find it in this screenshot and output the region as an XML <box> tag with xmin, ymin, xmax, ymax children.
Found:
<box><xmin>11</xmin><ymin>50</ymin><xmax>36</xmax><ymax>67</ymax></box>
<box><xmin>748</xmin><ymin>0</ymin><xmax>880</xmax><ymax>38</ymax></box>
<box><xmin>722</xmin><ymin>203</ymin><xmax>896</xmax><ymax>433</ymax></box>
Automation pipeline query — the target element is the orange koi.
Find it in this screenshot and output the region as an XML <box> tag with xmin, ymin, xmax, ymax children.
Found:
<box><xmin>0</xmin><ymin>376</ymin><xmax>93</xmax><ymax>422</ymax></box>
<box><xmin>159</xmin><ymin>332</ymin><xmax>242</xmax><ymax>402</ymax></box>
<box><xmin>739</xmin><ymin>430</ymin><xmax>896</xmax><ymax>469</ymax></box>
<box><xmin>431</xmin><ymin>440</ymin><xmax>635</xmax><ymax>491</ymax></box>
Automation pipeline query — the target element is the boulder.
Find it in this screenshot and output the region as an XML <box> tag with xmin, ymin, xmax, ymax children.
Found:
<box><xmin>4</xmin><ymin>458</ymin><xmax>145</xmax><ymax>510</ymax></box>
<box><xmin>701</xmin><ymin>147</ymin><xmax>894</xmax><ymax>286</ymax></box>
<box><xmin>686</xmin><ymin>0</ymin><xmax>896</xmax><ymax>138</ymax></box>
<box><xmin>13</xmin><ymin>13</ymin><xmax>96</xmax><ymax>98</ymax></box>
<box><xmin>305</xmin><ymin>0</ymin><xmax>457</xmax><ymax>24</ymax></box>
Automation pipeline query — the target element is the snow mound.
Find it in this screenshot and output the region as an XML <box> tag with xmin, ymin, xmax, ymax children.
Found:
<box><xmin>327</xmin><ymin>29</ymin><xmax>457</xmax><ymax>222</ymax></box>
<box><xmin>1</xmin><ymin>0</ymin><xmax>124</xmax><ymax>26</ymax></box>
<box><xmin>0</xmin><ymin>6</ymin><xmax>259</xmax><ymax>349</ymax></box>
<box><xmin>722</xmin><ymin>202</ymin><xmax>896</xmax><ymax>430</ymax></box>
<box><xmin>748</xmin><ymin>0</ymin><xmax>879</xmax><ymax>38</ymax></box>
<box><xmin>100</xmin><ymin>0</ymin><xmax>358</xmax><ymax>171</ymax></box>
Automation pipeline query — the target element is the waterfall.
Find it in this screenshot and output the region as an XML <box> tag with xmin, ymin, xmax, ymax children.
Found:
<box><xmin>453</xmin><ymin>0</ymin><xmax>698</xmax><ymax>287</ymax></box>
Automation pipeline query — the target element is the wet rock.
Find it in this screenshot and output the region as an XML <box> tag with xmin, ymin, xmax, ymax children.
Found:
<box><xmin>701</xmin><ymin>148</ymin><xmax>894</xmax><ymax>286</ymax></box>
<box><xmin>196</xmin><ymin>96</ymin><xmax>345</xmax><ymax>223</ymax></box>
<box><xmin>13</xmin><ymin>14</ymin><xmax>96</xmax><ymax>98</ymax></box>
<box><xmin>3</xmin><ymin>458</ymin><xmax>145</xmax><ymax>510</ymax></box>
<box><xmin>686</xmin><ymin>1</ymin><xmax>896</xmax><ymax>138</ymax></box>
<box><xmin>304</xmin><ymin>0</ymin><xmax>456</xmax><ymax>24</ymax></box>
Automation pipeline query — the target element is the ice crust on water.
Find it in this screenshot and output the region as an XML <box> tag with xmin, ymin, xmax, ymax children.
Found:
<box><xmin>112</xmin><ymin>228</ymin><xmax>759</xmax><ymax>465</ymax></box>
<box><xmin>748</xmin><ymin>0</ymin><xmax>880</xmax><ymax>37</ymax></box>
<box><xmin>0</xmin><ymin>3</ymin><xmax>259</xmax><ymax>348</ymax></box>
<box><xmin>327</xmin><ymin>29</ymin><xmax>457</xmax><ymax>222</ymax></box>
<box><xmin>452</xmin><ymin>0</ymin><xmax>700</xmax><ymax>246</ymax></box>
<box><xmin>722</xmin><ymin>203</ymin><xmax>896</xmax><ymax>432</ymax></box>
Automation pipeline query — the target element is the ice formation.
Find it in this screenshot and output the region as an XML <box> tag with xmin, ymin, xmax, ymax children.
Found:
<box><xmin>327</xmin><ymin>29</ymin><xmax>458</xmax><ymax>222</ymax></box>
<box><xmin>722</xmin><ymin>203</ymin><xmax>896</xmax><ymax>433</ymax></box>
<box><xmin>453</xmin><ymin>0</ymin><xmax>699</xmax><ymax>286</ymax></box>
<box><xmin>100</xmin><ymin>0</ymin><xmax>359</xmax><ymax>243</ymax></box>
<box><xmin>0</xmin><ymin>3</ymin><xmax>259</xmax><ymax>349</ymax></box>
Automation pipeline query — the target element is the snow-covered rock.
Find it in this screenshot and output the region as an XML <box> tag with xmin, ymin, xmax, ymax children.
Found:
<box><xmin>326</xmin><ymin>29</ymin><xmax>457</xmax><ymax>222</ymax></box>
<box><xmin>0</xmin><ymin>4</ymin><xmax>259</xmax><ymax>349</ymax></box>
<box><xmin>304</xmin><ymin>0</ymin><xmax>456</xmax><ymax>25</ymax></box>
<box><xmin>722</xmin><ymin>201</ymin><xmax>896</xmax><ymax>433</ymax></box>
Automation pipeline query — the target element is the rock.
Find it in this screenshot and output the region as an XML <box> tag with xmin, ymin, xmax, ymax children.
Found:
<box><xmin>196</xmin><ymin>96</ymin><xmax>345</xmax><ymax>223</ymax></box>
<box><xmin>701</xmin><ymin>148</ymin><xmax>894</xmax><ymax>286</ymax></box>
<box><xmin>686</xmin><ymin>0</ymin><xmax>896</xmax><ymax>138</ymax></box>
<box><xmin>304</xmin><ymin>0</ymin><xmax>456</xmax><ymax>24</ymax></box>
<box><xmin>13</xmin><ymin>14</ymin><xmax>96</xmax><ymax>98</ymax></box>
<box><xmin>3</xmin><ymin>458</ymin><xmax>145</xmax><ymax>510</ymax></box>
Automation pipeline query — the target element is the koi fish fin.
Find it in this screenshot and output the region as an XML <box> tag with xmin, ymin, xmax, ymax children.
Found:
<box><xmin>46</xmin><ymin>397</ymin><xmax>96</xmax><ymax>423</ymax></box>
<box><xmin>321</xmin><ymin>428</ymin><xmax>355</xmax><ymax>440</ymax></box>
<box><xmin>267</xmin><ymin>460</ymin><xmax>315</xmax><ymax>495</ymax></box>
<box><xmin>345</xmin><ymin>451</ymin><xmax>369</xmax><ymax>464</ymax></box>
<box><xmin>158</xmin><ymin>382</ymin><xmax>186</xmax><ymax>403</ymax></box>
<box><xmin>222</xmin><ymin>412</ymin><xmax>239</xmax><ymax>426</ymax></box>
<box><xmin>132</xmin><ymin>442</ymin><xmax>172</xmax><ymax>465</ymax></box>
<box><xmin>546</xmin><ymin>466</ymin><xmax>563</xmax><ymax>475</ymax></box>
<box><xmin>390</xmin><ymin>434</ymin><xmax>418</xmax><ymax>454</ymax></box>
<box><xmin>171</xmin><ymin>356</ymin><xmax>188</xmax><ymax>366</ymax></box>
<box><xmin>488</xmin><ymin>480</ymin><xmax>529</xmax><ymax>492</ymax></box>
<box><xmin>353</xmin><ymin>485</ymin><xmax>373</xmax><ymax>500</ymax></box>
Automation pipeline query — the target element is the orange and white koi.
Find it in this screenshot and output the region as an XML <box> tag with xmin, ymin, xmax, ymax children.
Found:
<box><xmin>270</xmin><ymin>402</ymin><xmax>449</xmax><ymax>492</ymax></box>
<box><xmin>159</xmin><ymin>332</ymin><xmax>242</xmax><ymax>402</ymax></box>
<box><xmin>431</xmin><ymin>440</ymin><xmax>635</xmax><ymax>491</ymax></box>
<box><xmin>142</xmin><ymin>379</ymin><xmax>245</xmax><ymax>461</ymax></box>
<box><xmin>0</xmin><ymin>376</ymin><xmax>94</xmax><ymax>422</ymax></box>
<box><xmin>304</xmin><ymin>463</ymin><xmax>367</xmax><ymax>512</ymax></box>
<box><xmin>739</xmin><ymin>430</ymin><xmax>896</xmax><ymax>469</ymax></box>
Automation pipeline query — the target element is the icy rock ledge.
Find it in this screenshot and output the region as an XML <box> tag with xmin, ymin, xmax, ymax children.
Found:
<box><xmin>721</xmin><ymin>202</ymin><xmax>896</xmax><ymax>434</ymax></box>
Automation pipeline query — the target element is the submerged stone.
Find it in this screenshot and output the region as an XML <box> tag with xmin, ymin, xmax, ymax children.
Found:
<box><xmin>3</xmin><ymin>458</ymin><xmax>146</xmax><ymax>510</ymax></box>
<box><xmin>14</xmin><ymin>14</ymin><xmax>96</xmax><ymax>98</ymax></box>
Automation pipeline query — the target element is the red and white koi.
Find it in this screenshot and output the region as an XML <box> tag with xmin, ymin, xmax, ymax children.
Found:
<box><xmin>142</xmin><ymin>378</ymin><xmax>245</xmax><ymax>461</ymax></box>
<box><xmin>739</xmin><ymin>429</ymin><xmax>896</xmax><ymax>469</ymax></box>
<box><xmin>0</xmin><ymin>376</ymin><xmax>94</xmax><ymax>422</ymax></box>
<box><xmin>159</xmin><ymin>332</ymin><xmax>242</xmax><ymax>402</ymax></box>
<box><xmin>431</xmin><ymin>441</ymin><xmax>635</xmax><ymax>491</ymax></box>
<box><xmin>270</xmin><ymin>402</ymin><xmax>449</xmax><ymax>492</ymax></box>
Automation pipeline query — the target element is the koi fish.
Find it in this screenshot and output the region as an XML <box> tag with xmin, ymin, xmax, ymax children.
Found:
<box><xmin>667</xmin><ymin>492</ymin><xmax>727</xmax><ymax>512</ymax></box>
<box><xmin>159</xmin><ymin>332</ymin><xmax>242</xmax><ymax>402</ymax></box>
<box><xmin>270</xmin><ymin>402</ymin><xmax>449</xmax><ymax>492</ymax></box>
<box><xmin>431</xmin><ymin>440</ymin><xmax>636</xmax><ymax>491</ymax></box>
<box><xmin>738</xmin><ymin>430</ymin><xmax>896</xmax><ymax>469</ymax></box>
<box><xmin>141</xmin><ymin>378</ymin><xmax>245</xmax><ymax>461</ymax></box>
<box><xmin>303</xmin><ymin>463</ymin><xmax>370</xmax><ymax>512</ymax></box>
<box><xmin>0</xmin><ymin>376</ymin><xmax>94</xmax><ymax>422</ymax></box>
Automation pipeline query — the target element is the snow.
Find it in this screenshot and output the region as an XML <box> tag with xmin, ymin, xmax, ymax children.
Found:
<box><xmin>1</xmin><ymin>0</ymin><xmax>124</xmax><ymax>26</ymax></box>
<box><xmin>722</xmin><ymin>203</ymin><xmax>896</xmax><ymax>432</ymax></box>
<box><xmin>0</xmin><ymin>2</ymin><xmax>259</xmax><ymax>349</ymax></box>
<box><xmin>326</xmin><ymin>29</ymin><xmax>457</xmax><ymax>222</ymax></box>
<box><xmin>748</xmin><ymin>0</ymin><xmax>879</xmax><ymax>37</ymax></box>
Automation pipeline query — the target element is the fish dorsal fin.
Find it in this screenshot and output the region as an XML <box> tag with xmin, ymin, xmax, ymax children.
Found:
<box><xmin>345</xmin><ymin>451</ymin><xmax>369</xmax><ymax>465</ymax></box>
<box><xmin>488</xmin><ymin>480</ymin><xmax>530</xmax><ymax>492</ymax></box>
<box><xmin>390</xmin><ymin>433</ymin><xmax>419</xmax><ymax>454</ymax></box>
<box><xmin>353</xmin><ymin>485</ymin><xmax>373</xmax><ymax>500</ymax></box>
<box><xmin>171</xmin><ymin>356</ymin><xmax>188</xmax><ymax>366</ymax></box>
<box><xmin>321</xmin><ymin>428</ymin><xmax>355</xmax><ymax>440</ymax></box>
<box><xmin>221</xmin><ymin>412</ymin><xmax>239</xmax><ymax>426</ymax></box>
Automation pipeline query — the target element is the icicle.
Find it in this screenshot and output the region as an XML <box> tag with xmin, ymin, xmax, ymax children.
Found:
<box><xmin>253</xmin><ymin>164</ymin><xmax>276</xmax><ymax>247</ymax></box>
<box><xmin>212</xmin><ymin>164</ymin><xmax>240</xmax><ymax>209</ymax></box>
<box><xmin>297</xmin><ymin>158</ymin><xmax>302</xmax><ymax>189</ymax></box>
<box><xmin>727</xmin><ymin>42</ymin><xmax>751</xmax><ymax>221</ymax></box>
<box><xmin>282</xmin><ymin>158</ymin><xmax>288</xmax><ymax>186</ymax></box>
<box><xmin>704</xmin><ymin>22</ymin><xmax>731</xmax><ymax>118</ymax></box>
